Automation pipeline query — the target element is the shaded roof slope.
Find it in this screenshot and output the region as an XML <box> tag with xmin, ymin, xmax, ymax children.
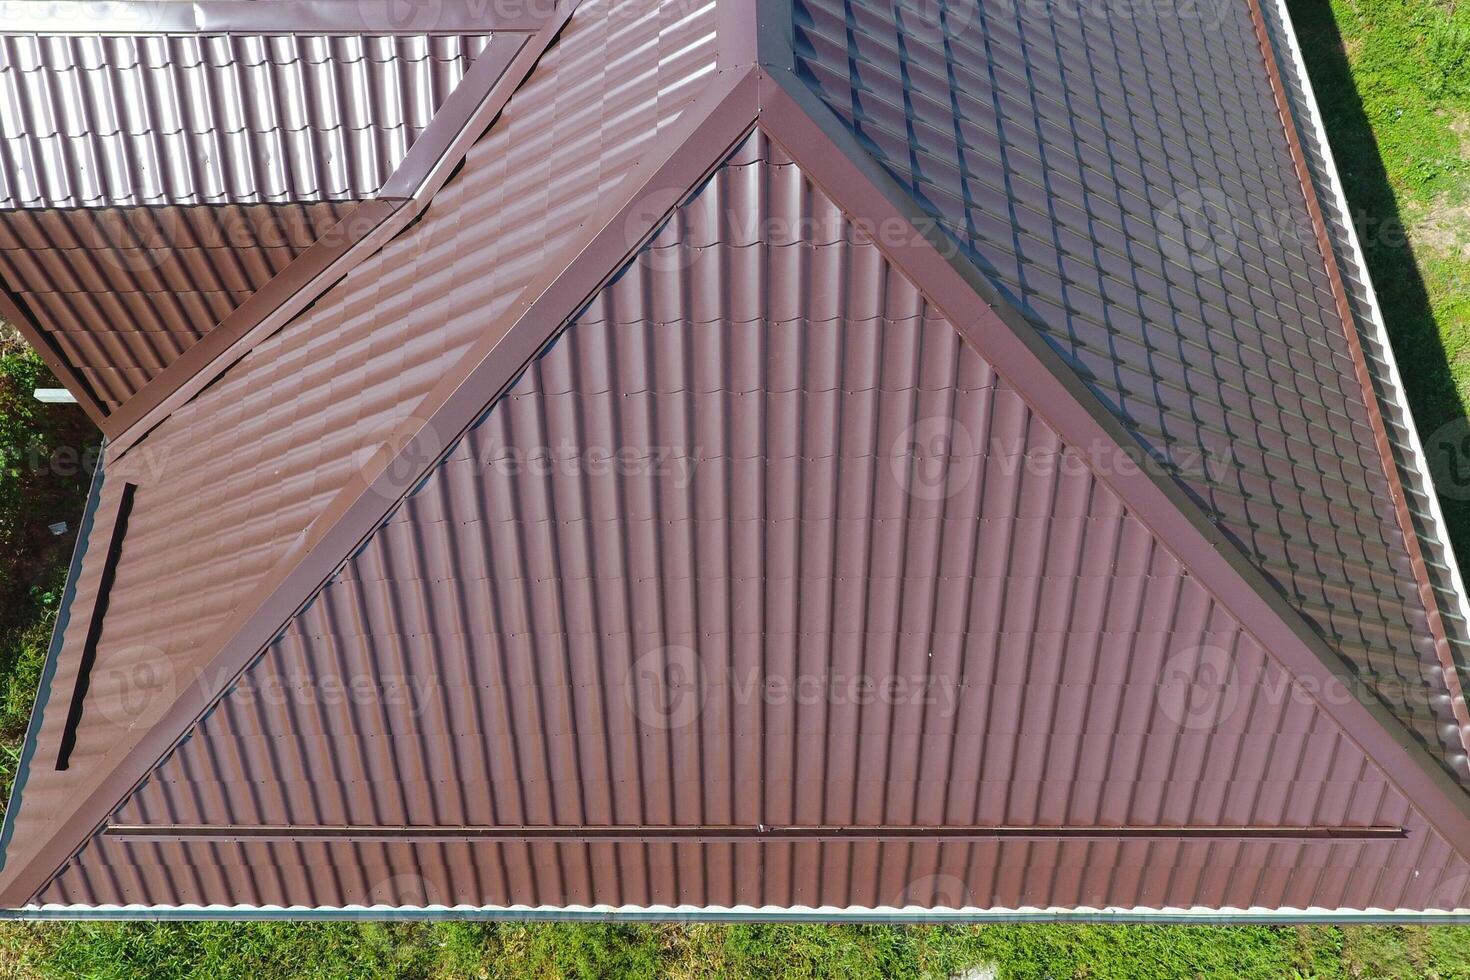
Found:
<box><xmin>0</xmin><ymin>33</ymin><xmax>493</xmax><ymax>209</ymax></box>
<box><xmin>791</xmin><ymin>0</ymin><xmax>1470</xmax><ymax>778</ymax></box>
<box><xmin>0</xmin><ymin>0</ymin><xmax>723</xmax><ymax>905</ymax></box>
<box><xmin>39</xmin><ymin>134</ymin><xmax>1470</xmax><ymax>911</ymax></box>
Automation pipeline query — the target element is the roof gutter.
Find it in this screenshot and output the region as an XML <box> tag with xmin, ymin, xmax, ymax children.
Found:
<box><xmin>6</xmin><ymin>904</ymin><xmax>1470</xmax><ymax>924</ymax></box>
<box><xmin>1260</xmin><ymin>0</ymin><xmax>1470</xmax><ymax>763</ymax></box>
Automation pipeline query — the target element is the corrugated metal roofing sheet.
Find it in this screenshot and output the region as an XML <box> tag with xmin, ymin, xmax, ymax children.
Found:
<box><xmin>36</xmin><ymin>132</ymin><xmax>1470</xmax><ymax>911</ymax></box>
<box><xmin>791</xmin><ymin>0</ymin><xmax>1466</xmax><ymax>780</ymax></box>
<box><xmin>0</xmin><ymin>32</ymin><xmax>492</xmax><ymax>209</ymax></box>
<box><xmin>0</xmin><ymin>0</ymin><xmax>723</xmax><ymax>906</ymax></box>
<box><xmin>0</xmin><ymin>201</ymin><xmax>349</xmax><ymax>408</ymax></box>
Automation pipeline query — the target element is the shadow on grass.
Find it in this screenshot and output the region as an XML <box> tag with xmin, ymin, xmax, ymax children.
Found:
<box><xmin>1286</xmin><ymin>0</ymin><xmax>1470</xmax><ymax>566</ymax></box>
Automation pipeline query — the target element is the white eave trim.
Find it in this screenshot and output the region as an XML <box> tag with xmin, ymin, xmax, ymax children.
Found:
<box><xmin>9</xmin><ymin>902</ymin><xmax>1470</xmax><ymax>923</ymax></box>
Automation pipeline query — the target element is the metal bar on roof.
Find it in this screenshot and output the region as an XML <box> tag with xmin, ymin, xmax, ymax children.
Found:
<box><xmin>0</xmin><ymin>0</ymin><xmax>554</xmax><ymax>35</ymax></box>
<box><xmin>103</xmin><ymin>823</ymin><xmax>1410</xmax><ymax>843</ymax></box>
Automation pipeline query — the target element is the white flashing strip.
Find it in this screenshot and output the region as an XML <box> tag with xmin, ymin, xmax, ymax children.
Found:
<box><xmin>1265</xmin><ymin>0</ymin><xmax>1470</xmax><ymax>735</ymax></box>
<box><xmin>33</xmin><ymin>389</ymin><xmax>76</xmax><ymax>404</ymax></box>
<box><xmin>12</xmin><ymin>903</ymin><xmax>1470</xmax><ymax>923</ymax></box>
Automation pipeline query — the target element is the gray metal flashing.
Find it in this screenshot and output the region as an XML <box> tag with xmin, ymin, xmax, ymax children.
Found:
<box><xmin>0</xmin><ymin>0</ymin><xmax>552</xmax><ymax>35</ymax></box>
<box><xmin>0</xmin><ymin>448</ymin><xmax>104</xmax><ymax>873</ymax></box>
<box><xmin>751</xmin><ymin>66</ymin><xmax>1470</xmax><ymax>862</ymax></box>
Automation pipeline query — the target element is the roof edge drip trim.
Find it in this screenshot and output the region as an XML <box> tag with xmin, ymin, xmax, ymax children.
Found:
<box><xmin>9</xmin><ymin>903</ymin><xmax>1470</xmax><ymax>924</ymax></box>
<box><xmin>0</xmin><ymin>0</ymin><xmax>553</xmax><ymax>35</ymax></box>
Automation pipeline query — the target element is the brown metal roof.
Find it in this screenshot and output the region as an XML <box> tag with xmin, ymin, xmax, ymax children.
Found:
<box><xmin>0</xmin><ymin>201</ymin><xmax>349</xmax><ymax>408</ymax></box>
<box><xmin>0</xmin><ymin>0</ymin><xmax>728</xmax><ymax>909</ymax></box>
<box><xmin>0</xmin><ymin>33</ymin><xmax>492</xmax><ymax>209</ymax></box>
<box><xmin>791</xmin><ymin>0</ymin><xmax>1470</xmax><ymax>780</ymax></box>
<box><xmin>5</xmin><ymin>0</ymin><xmax>1470</xmax><ymax>916</ymax></box>
<box><xmin>33</xmin><ymin>131</ymin><xmax>1470</xmax><ymax>911</ymax></box>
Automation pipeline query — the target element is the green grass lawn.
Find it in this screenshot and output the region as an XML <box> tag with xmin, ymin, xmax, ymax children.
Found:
<box><xmin>2</xmin><ymin>0</ymin><xmax>1470</xmax><ymax>976</ymax></box>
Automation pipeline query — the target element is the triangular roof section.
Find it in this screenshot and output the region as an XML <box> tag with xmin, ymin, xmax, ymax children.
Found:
<box><xmin>0</xmin><ymin>10</ymin><xmax>532</xmax><ymax>429</ymax></box>
<box><xmin>33</xmin><ymin>129</ymin><xmax>1470</xmax><ymax>912</ymax></box>
<box><xmin>4</xmin><ymin>0</ymin><xmax>1470</xmax><ymax>915</ymax></box>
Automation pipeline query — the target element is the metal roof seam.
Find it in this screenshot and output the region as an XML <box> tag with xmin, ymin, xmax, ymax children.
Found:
<box><xmin>750</xmin><ymin>67</ymin><xmax>1470</xmax><ymax>861</ymax></box>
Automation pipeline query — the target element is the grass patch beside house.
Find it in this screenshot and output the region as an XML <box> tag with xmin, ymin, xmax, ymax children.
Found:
<box><xmin>1</xmin><ymin>0</ymin><xmax>1470</xmax><ymax>976</ymax></box>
